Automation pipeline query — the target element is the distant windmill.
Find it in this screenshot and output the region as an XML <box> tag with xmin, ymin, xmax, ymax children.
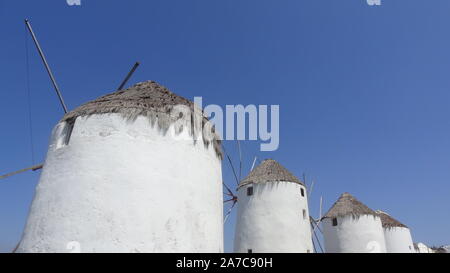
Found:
<box><xmin>222</xmin><ymin>148</ymin><xmax>324</xmax><ymax>253</ymax></box>
<box><xmin>376</xmin><ymin>210</ymin><xmax>415</xmax><ymax>253</ymax></box>
<box><xmin>322</xmin><ymin>193</ymin><xmax>387</xmax><ymax>253</ymax></box>
<box><xmin>233</xmin><ymin>159</ymin><xmax>314</xmax><ymax>253</ymax></box>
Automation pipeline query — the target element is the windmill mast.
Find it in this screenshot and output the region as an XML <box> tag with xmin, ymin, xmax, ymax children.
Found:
<box><xmin>24</xmin><ymin>19</ymin><xmax>68</xmax><ymax>113</ymax></box>
<box><xmin>1</xmin><ymin>21</ymin><xmax>143</xmax><ymax>181</ymax></box>
<box><xmin>117</xmin><ymin>62</ymin><xmax>140</xmax><ymax>91</ymax></box>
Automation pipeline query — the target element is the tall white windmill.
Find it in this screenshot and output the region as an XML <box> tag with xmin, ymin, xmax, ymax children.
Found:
<box><xmin>3</xmin><ymin>19</ymin><xmax>230</xmax><ymax>253</ymax></box>
<box><xmin>16</xmin><ymin>81</ymin><xmax>225</xmax><ymax>253</ymax></box>
<box><xmin>2</xmin><ymin>20</ymin><xmax>147</xmax><ymax>253</ymax></box>
<box><xmin>233</xmin><ymin>159</ymin><xmax>314</xmax><ymax>253</ymax></box>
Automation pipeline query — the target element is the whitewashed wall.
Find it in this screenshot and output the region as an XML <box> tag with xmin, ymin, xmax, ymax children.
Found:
<box><xmin>384</xmin><ymin>227</ymin><xmax>414</xmax><ymax>253</ymax></box>
<box><xmin>17</xmin><ymin>113</ymin><xmax>223</xmax><ymax>253</ymax></box>
<box><xmin>323</xmin><ymin>215</ymin><xmax>386</xmax><ymax>253</ymax></box>
<box><xmin>234</xmin><ymin>181</ymin><xmax>313</xmax><ymax>253</ymax></box>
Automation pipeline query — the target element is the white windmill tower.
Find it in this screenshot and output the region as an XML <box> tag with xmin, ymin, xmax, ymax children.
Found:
<box><xmin>376</xmin><ymin>210</ymin><xmax>415</xmax><ymax>253</ymax></box>
<box><xmin>233</xmin><ymin>159</ymin><xmax>314</xmax><ymax>253</ymax></box>
<box><xmin>322</xmin><ymin>193</ymin><xmax>386</xmax><ymax>253</ymax></box>
<box><xmin>16</xmin><ymin>81</ymin><xmax>224</xmax><ymax>253</ymax></box>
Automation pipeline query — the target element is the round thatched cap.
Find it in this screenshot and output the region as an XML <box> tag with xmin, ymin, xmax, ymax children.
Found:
<box><xmin>238</xmin><ymin>159</ymin><xmax>304</xmax><ymax>188</ymax></box>
<box><xmin>323</xmin><ymin>192</ymin><xmax>377</xmax><ymax>219</ymax></box>
<box><xmin>61</xmin><ymin>81</ymin><xmax>222</xmax><ymax>159</ymax></box>
<box><xmin>62</xmin><ymin>81</ymin><xmax>196</xmax><ymax>122</ymax></box>
<box><xmin>376</xmin><ymin>210</ymin><xmax>408</xmax><ymax>229</ymax></box>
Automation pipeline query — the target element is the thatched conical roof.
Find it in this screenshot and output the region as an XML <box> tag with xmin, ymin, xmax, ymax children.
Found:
<box><xmin>323</xmin><ymin>193</ymin><xmax>377</xmax><ymax>219</ymax></box>
<box><xmin>62</xmin><ymin>81</ymin><xmax>198</xmax><ymax>122</ymax></box>
<box><xmin>61</xmin><ymin>81</ymin><xmax>222</xmax><ymax>159</ymax></box>
<box><xmin>239</xmin><ymin>159</ymin><xmax>304</xmax><ymax>188</ymax></box>
<box><xmin>376</xmin><ymin>210</ymin><xmax>408</xmax><ymax>229</ymax></box>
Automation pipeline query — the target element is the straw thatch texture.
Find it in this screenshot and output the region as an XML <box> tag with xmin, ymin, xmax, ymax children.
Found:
<box><xmin>239</xmin><ymin>159</ymin><xmax>304</xmax><ymax>188</ymax></box>
<box><xmin>376</xmin><ymin>210</ymin><xmax>408</xmax><ymax>229</ymax></box>
<box><xmin>323</xmin><ymin>193</ymin><xmax>378</xmax><ymax>219</ymax></box>
<box><xmin>61</xmin><ymin>81</ymin><xmax>222</xmax><ymax>159</ymax></box>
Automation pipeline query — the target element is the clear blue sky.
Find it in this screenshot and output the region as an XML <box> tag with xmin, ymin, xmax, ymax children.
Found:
<box><xmin>1</xmin><ymin>0</ymin><xmax>450</xmax><ymax>253</ymax></box>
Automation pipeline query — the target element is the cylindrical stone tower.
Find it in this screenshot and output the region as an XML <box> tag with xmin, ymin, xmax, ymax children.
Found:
<box><xmin>17</xmin><ymin>81</ymin><xmax>224</xmax><ymax>253</ymax></box>
<box><xmin>322</xmin><ymin>193</ymin><xmax>386</xmax><ymax>253</ymax></box>
<box><xmin>377</xmin><ymin>210</ymin><xmax>414</xmax><ymax>253</ymax></box>
<box><xmin>234</xmin><ymin>159</ymin><xmax>313</xmax><ymax>253</ymax></box>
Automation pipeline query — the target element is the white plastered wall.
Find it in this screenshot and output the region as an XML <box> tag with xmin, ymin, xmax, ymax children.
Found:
<box><xmin>323</xmin><ymin>214</ymin><xmax>387</xmax><ymax>253</ymax></box>
<box><xmin>234</xmin><ymin>181</ymin><xmax>313</xmax><ymax>253</ymax></box>
<box><xmin>18</xmin><ymin>113</ymin><xmax>223</xmax><ymax>253</ymax></box>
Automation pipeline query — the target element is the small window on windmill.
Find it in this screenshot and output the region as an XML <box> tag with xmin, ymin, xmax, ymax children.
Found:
<box><xmin>247</xmin><ymin>249</ymin><xmax>252</xmax><ymax>254</ymax></box>
<box><xmin>62</xmin><ymin>120</ymin><xmax>75</xmax><ymax>145</ymax></box>
<box><xmin>332</xmin><ymin>218</ymin><xmax>338</xmax><ymax>226</ymax></box>
<box><xmin>247</xmin><ymin>186</ymin><xmax>254</xmax><ymax>196</ymax></box>
<box><xmin>57</xmin><ymin>119</ymin><xmax>75</xmax><ymax>148</ymax></box>
<box><xmin>302</xmin><ymin>209</ymin><xmax>307</xmax><ymax>220</ymax></box>
<box><xmin>300</xmin><ymin>188</ymin><xmax>305</xmax><ymax>197</ymax></box>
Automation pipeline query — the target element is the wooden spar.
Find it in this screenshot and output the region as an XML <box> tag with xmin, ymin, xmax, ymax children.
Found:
<box><xmin>117</xmin><ymin>62</ymin><xmax>140</xmax><ymax>91</ymax></box>
<box><xmin>24</xmin><ymin>19</ymin><xmax>68</xmax><ymax>114</ymax></box>
<box><xmin>0</xmin><ymin>21</ymin><xmax>52</xmax><ymax>181</ymax></box>
<box><xmin>0</xmin><ymin>164</ymin><xmax>43</xmax><ymax>180</ymax></box>
<box><xmin>223</xmin><ymin>199</ymin><xmax>237</xmax><ymax>224</ymax></box>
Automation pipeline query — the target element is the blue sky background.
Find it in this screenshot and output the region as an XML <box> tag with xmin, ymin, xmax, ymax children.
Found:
<box><xmin>1</xmin><ymin>0</ymin><xmax>450</xmax><ymax>252</ymax></box>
